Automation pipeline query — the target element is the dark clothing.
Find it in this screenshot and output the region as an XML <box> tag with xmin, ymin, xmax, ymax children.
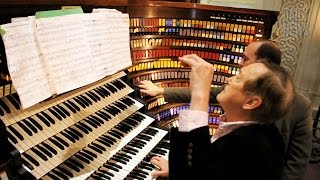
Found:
<box><xmin>169</xmin><ymin>124</ymin><xmax>285</xmax><ymax>180</ymax></box>
<box><xmin>164</xmin><ymin>87</ymin><xmax>313</xmax><ymax>180</ymax></box>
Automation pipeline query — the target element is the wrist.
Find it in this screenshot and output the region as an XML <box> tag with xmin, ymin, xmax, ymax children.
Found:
<box><xmin>155</xmin><ymin>87</ymin><xmax>164</xmax><ymax>96</ymax></box>
<box><xmin>190</xmin><ymin>93</ymin><xmax>209</xmax><ymax>112</ymax></box>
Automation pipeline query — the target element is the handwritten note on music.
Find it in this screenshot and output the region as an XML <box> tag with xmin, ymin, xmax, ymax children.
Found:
<box><xmin>0</xmin><ymin>17</ymin><xmax>53</xmax><ymax>108</ymax></box>
<box><xmin>0</xmin><ymin>10</ymin><xmax>132</xmax><ymax>109</ymax></box>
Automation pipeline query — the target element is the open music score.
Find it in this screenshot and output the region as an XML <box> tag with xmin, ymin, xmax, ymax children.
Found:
<box><xmin>0</xmin><ymin>9</ymin><xmax>132</xmax><ymax>109</ymax></box>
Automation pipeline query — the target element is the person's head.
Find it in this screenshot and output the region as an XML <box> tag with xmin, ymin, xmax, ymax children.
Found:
<box><xmin>217</xmin><ymin>60</ymin><xmax>294</xmax><ymax>123</ymax></box>
<box><xmin>240</xmin><ymin>40</ymin><xmax>282</xmax><ymax>67</ymax></box>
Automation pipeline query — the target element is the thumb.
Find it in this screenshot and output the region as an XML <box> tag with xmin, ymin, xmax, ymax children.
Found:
<box><xmin>151</xmin><ymin>170</ymin><xmax>163</xmax><ymax>177</ymax></box>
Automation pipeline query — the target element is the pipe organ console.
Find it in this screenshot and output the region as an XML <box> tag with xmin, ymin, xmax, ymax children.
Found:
<box><xmin>0</xmin><ymin>71</ymin><xmax>169</xmax><ymax>179</ymax></box>
<box><xmin>0</xmin><ymin>1</ymin><xmax>279</xmax><ymax>179</ymax></box>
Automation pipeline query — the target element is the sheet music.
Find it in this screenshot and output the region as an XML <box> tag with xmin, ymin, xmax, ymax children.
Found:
<box><xmin>103</xmin><ymin>12</ymin><xmax>132</xmax><ymax>74</ymax></box>
<box><xmin>83</xmin><ymin>13</ymin><xmax>113</xmax><ymax>80</ymax></box>
<box><xmin>1</xmin><ymin>9</ymin><xmax>132</xmax><ymax>109</ymax></box>
<box><xmin>35</xmin><ymin>14</ymin><xmax>95</xmax><ymax>94</ymax></box>
<box><xmin>0</xmin><ymin>17</ymin><xmax>52</xmax><ymax>108</ymax></box>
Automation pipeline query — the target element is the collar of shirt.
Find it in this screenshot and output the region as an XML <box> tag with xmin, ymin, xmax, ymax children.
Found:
<box><xmin>211</xmin><ymin>121</ymin><xmax>261</xmax><ymax>143</ymax></box>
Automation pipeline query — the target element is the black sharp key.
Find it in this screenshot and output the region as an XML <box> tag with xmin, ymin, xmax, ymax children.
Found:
<box><xmin>88</xmin><ymin>144</ymin><xmax>103</xmax><ymax>154</ymax></box>
<box><xmin>7</xmin><ymin>95</ymin><xmax>20</xmax><ymax>110</ymax></box>
<box><xmin>91</xmin><ymin>142</ymin><xmax>106</xmax><ymax>151</ymax></box>
<box><xmin>96</xmin><ymin>112</ymin><xmax>109</xmax><ymax>121</ymax></box>
<box><xmin>85</xmin><ymin>118</ymin><xmax>98</xmax><ymax>128</ymax></box>
<box><xmin>24</xmin><ymin>153</ymin><xmax>40</xmax><ymax>166</ymax></box>
<box><xmin>57</xmin><ymin>105</ymin><xmax>70</xmax><ymax>117</ymax></box>
<box><xmin>28</xmin><ymin>117</ymin><xmax>43</xmax><ymax>130</ymax></box>
<box><xmin>73</xmin><ymin>97</ymin><xmax>86</xmax><ymax>108</ymax></box>
<box><xmin>75</xmin><ymin>154</ymin><xmax>90</xmax><ymax>164</ymax></box>
<box><xmin>108</xmin><ymin>131</ymin><xmax>121</xmax><ymax>139</ymax></box>
<box><xmin>64</xmin><ymin>161</ymin><xmax>81</xmax><ymax>172</ymax></box>
<box><xmin>113</xmin><ymin>154</ymin><xmax>130</xmax><ymax>162</ymax></box>
<box><xmin>61</xmin><ymin>131</ymin><xmax>76</xmax><ymax>143</ymax></box>
<box><xmin>118</xmin><ymin>152</ymin><xmax>132</xmax><ymax>160</ymax></box>
<box><xmin>122</xmin><ymin>148</ymin><xmax>136</xmax><ymax>156</ymax></box>
<box><xmin>102</xmin><ymin>134</ymin><xmax>116</xmax><ymax>143</ymax></box>
<box><xmin>135</xmin><ymin>169</ymin><xmax>149</xmax><ymax>175</ymax></box>
<box><xmin>7</xmin><ymin>131</ymin><xmax>18</xmax><ymax>143</ymax></box>
<box><xmin>94</xmin><ymin>172</ymin><xmax>111</xmax><ymax>180</ymax></box>
<box><xmin>63</xmin><ymin>101</ymin><xmax>77</xmax><ymax>113</ymax></box>
<box><xmin>85</xmin><ymin>92</ymin><xmax>97</xmax><ymax>102</ymax></box>
<box><xmin>35</xmin><ymin>114</ymin><xmax>50</xmax><ymax>127</ymax></box>
<box><xmin>131</xmin><ymin>171</ymin><xmax>147</xmax><ymax>178</ymax></box>
<box><xmin>74</xmin><ymin>123</ymin><xmax>89</xmax><ymax>134</ymax></box>
<box><xmin>65</xmin><ymin>129</ymin><xmax>80</xmax><ymax>140</ymax></box>
<box><xmin>80</xmin><ymin>95</ymin><xmax>92</xmax><ymax>105</ymax></box>
<box><xmin>46</xmin><ymin>172</ymin><xmax>60</xmax><ymax>179</ymax></box>
<box><xmin>56</xmin><ymin>166</ymin><xmax>73</xmax><ymax>178</ymax></box>
<box><xmin>52</xmin><ymin>169</ymin><xmax>69</xmax><ymax>179</ymax></box>
<box><xmin>105</xmin><ymin>84</ymin><xmax>117</xmax><ymax>93</ymax></box>
<box><xmin>100</xmin><ymin>136</ymin><xmax>114</xmax><ymax>145</ymax></box>
<box><xmin>93</xmin><ymin>88</ymin><xmax>105</xmax><ymax>98</ymax></box>
<box><xmin>17</xmin><ymin>121</ymin><xmax>33</xmax><ymax>136</ymax></box>
<box><xmin>37</xmin><ymin>145</ymin><xmax>52</xmax><ymax>158</ymax></box>
<box><xmin>52</xmin><ymin>106</ymin><xmax>66</xmax><ymax>119</ymax></box>
<box><xmin>96</xmin><ymin>138</ymin><xmax>111</xmax><ymax>147</ymax></box>
<box><xmin>77</xmin><ymin>96</ymin><xmax>89</xmax><ymax>107</ymax></box>
<box><xmin>8</xmin><ymin>126</ymin><xmax>24</xmax><ymax>140</ymax></box>
<box><xmin>0</xmin><ymin>99</ymin><xmax>10</xmax><ymax>113</ymax></box>
<box><xmin>129</xmin><ymin>142</ymin><xmax>143</xmax><ymax>149</ymax></box>
<box><xmin>107</xmin><ymin>162</ymin><xmax>122</xmax><ymax>169</ymax></box>
<box><xmin>67</xmin><ymin>100</ymin><xmax>80</xmax><ymax>111</ymax></box>
<box><xmin>98</xmin><ymin>169</ymin><xmax>114</xmax><ymax>177</ymax></box>
<box><xmin>91</xmin><ymin>115</ymin><xmax>104</xmax><ymax>125</ymax></box>
<box><xmin>87</xmin><ymin>91</ymin><xmax>100</xmax><ymax>101</ymax></box>
<box><xmin>79</xmin><ymin>122</ymin><xmax>92</xmax><ymax>132</ymax></box>
<box><xmin>83</xmin><ymin>149</ymin><xmax>98</xmax><ymax>158</ymax></box>
<box><xmin>54</xmin><ymin>136</ymin><xmax>69</xmax><ymax>147</ymax></box>
<box><xmin>103</xmin><ymin>164</ymin><xmax>119</xmax><ymax>172</ymax></box>
<box><xmin>109</xmin><ymin>129</ymin><xmax>124</xmax><ymax>138</ymax></box>
<box><xmin>68</xmin><ymin>158</ymin><xmax>85</xmax><ymax>169</ymax></box>
<box><xmin>0</xmin><ymin>107</ymin><xmax>4</xmax><ymax>116</ymax></box>
<box><xmin>79</xmin><ymin>151</ymin><xmax>94</xmax><ymax>161</ymax></box>
<box><xmin>125</xmin><ymin>147</ymin><xmax>139</xmax><ymax>153</ymax></box>
<box><xmin>98</xmin><ymin>111</ymin><xmax>111</xmax><ymax>119</ymax></box>
<box><xmin>48</xmin><ymin>108</ymin><xmax>62</xmax><ymax>121</ymax></box>
<box><xmin>110</xmin><ymin>157</ymin><xmax>126</xmax><ymax>165</ymax></box>
<box><xmin>41</xmin><ymin>112</ymin><xmax>55</xmax><ymax>124</ymax></box>
<box><xmin>69</xmin><ymin>127</ymin><xmax>83</xmax><ymax>138</ymax></box>
<box><xmin>127</xmin><ymin>174</ymin><xmax>144</xmax><ymax>180</ymax></box>
<box><xmin>98</xmin><ymin>86</ymin><xmax>110</xmax><ymax>96</ymax></box>
<box><xmin>31</xmin><ymin>148</ymin><xmax>48</xmax><ymax>161</ymax></box>
<box><xmin>49</xmin><ymin>138</ymin><xmax>65</xmax><ymax>150</ymax></box>
<box><xmin>139</xmin><ymin>164</ymin><xmax>153</xmax><ymax>171</ymax></box>
<box><xmin>43</xmin><ymin>142</ymin><xmax>57</xmax><ymax>155</ymax></box>
<box><xmin>22</xmin><ymin>158</ymin><xmax>34</xmax><ymax>170</ymax></box>
<box><xmin>23</xmin><ymin>119</ymin><xmax>37</xmax><ymax>133</ymax></box>
<box><xmin>12</xmin><ymin>93</ymin><xmax>21</xmax><ymax>104</ymax></box>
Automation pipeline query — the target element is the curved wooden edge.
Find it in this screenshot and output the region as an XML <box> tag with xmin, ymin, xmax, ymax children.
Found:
<box><xmin>128</xmin><ymin>1</ymin><xmax>279</xmax><ymax>16</ymax></box>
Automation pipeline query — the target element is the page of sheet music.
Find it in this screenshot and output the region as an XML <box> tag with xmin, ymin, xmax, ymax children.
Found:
<box><xmin>0</xmin><ymin>17</ymin><xmax>52</xmax><ymax>108</ymax></box>
<box><xmin>35</xmin><ymin>14</ymin><xmax>95</xmax><ymax>94</ymax></box>
<box><xmin>83</xmin><ymin>13</ymin><xmax>113</xmax><ymax>80</ymax></box>
<box><xmin>104</xmin><ymin>12</ymin><xmax>132</xmax><ymax>74</ymax></box>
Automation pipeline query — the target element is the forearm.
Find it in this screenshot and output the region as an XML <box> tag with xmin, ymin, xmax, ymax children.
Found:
<box><xmin>163</xmin><ymin>86</ymin><xmax>224</xmax><ymax>103</ymax></box>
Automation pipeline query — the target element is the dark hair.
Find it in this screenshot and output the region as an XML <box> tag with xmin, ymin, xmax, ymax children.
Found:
<box><xmin>243</xmin><ymin>60</ymin><xmax>294</xmax><ymax>123</ymax></box>
<box><xmin>255</xmin><ymin>40</ymin><xmax>282</xmax><ymax>65</ymax></box>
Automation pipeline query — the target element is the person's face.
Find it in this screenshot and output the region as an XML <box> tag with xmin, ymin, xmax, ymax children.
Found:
<box><xmin>239</xmin><ymin>42</ymin><xmax>261</xmax><ymax>67</ymax></box>
<box><xmin>217</xmin><ymin>63</ymin><xmax>269</xmax><ymax>111</ymax></box>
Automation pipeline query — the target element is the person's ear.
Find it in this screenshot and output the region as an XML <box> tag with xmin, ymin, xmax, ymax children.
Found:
<box><xmin>242</xmin><ymin>95</ymin><xmax>262</xmax><ymax>110</ymax></box>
